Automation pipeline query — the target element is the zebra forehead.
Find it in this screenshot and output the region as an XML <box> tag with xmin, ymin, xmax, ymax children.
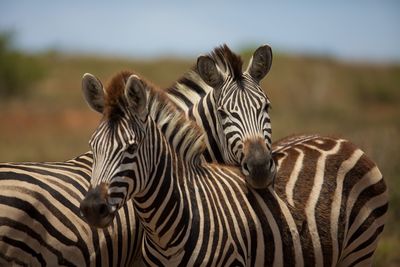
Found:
<box><xmin>220</xmin><ymin>88</ymin><xmax>266</xmax><ymax>108</ymax></box>
<box><xmin>222</xmin><ymin>78</ymin><xmax>265</xmax><ymax>96</ymax></box>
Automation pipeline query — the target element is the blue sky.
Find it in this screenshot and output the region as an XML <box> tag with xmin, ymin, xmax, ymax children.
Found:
<box><xmin>0</xmin><ymin>1</ymin><xmax>399</xmax><ymax>62</ymax></box>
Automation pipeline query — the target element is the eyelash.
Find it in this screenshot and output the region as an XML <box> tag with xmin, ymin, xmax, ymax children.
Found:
<box><xmin>218</xmin><ymin>109</ymin><xmax>229</xmax><ymax>120</ymax></box>
<box><xmin>126</xmin><ymin>143</ymin><xmax>138</xmax><ymax>154</ymax></box>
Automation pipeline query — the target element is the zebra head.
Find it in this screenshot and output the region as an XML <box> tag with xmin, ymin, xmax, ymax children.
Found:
<box><xmin>197</xmin><ymin>44</ymin><xmax>276</xmax><ymax>189</ymax></box>
<box><xmin>80</xmin><ymin>72</ymin><xmax>148</xmax><ymax>228</ymax></box>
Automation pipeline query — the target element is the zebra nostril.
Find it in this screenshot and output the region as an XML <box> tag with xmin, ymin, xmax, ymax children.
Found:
<box><xmin>98</xmin><ymin>203</ymin><xmax>109</xmax><ymax>218</ymax></box>
<box><xmin>242</xmin><ymin>162</ymin><xmax>251</xmax><ymax>175</ymax></box>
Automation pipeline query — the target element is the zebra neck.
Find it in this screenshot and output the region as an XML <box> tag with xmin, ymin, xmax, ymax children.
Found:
<box><xmin>133</xmin><ymin>121</ymin><xmax>192</xmax><ymax>255</ymax></box>
<box><xmin>147</xmin><ymin>91</ymin><xmax>205</xmax><ymax>164</ymax></box>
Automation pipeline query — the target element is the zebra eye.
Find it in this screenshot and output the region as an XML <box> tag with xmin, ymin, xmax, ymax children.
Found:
<box><xmin>218</xmin><ymin>109</ymin><xmax>229</xmax><ymax>120</ymax></box>
<box><xmin>126</xmin><ymin>143</ymin><xmax>138</xmax><ymax>154</ymax></box>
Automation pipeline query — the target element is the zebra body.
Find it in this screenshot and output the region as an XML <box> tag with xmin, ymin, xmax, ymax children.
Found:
<box><xmin>0</xmin><ymin>152</ymin><xmax>142</xmax><ymax>266</ymax></box>
<box><xmin>80</xmin><ymin>74</ymin><xmax>388</xmax><ymax>266</ymax></box>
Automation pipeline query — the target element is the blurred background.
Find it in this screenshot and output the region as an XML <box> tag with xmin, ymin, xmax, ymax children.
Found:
<box><xmin>0</xmin><ymin>1</ymin><xmax>399</xmax><ymax>265</ymax></box>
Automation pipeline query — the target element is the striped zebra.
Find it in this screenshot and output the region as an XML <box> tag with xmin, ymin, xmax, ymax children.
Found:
<box><xmin>80</xmin><ymin>74</ymin><xmax>388</xmax><ymax>266</ymax></box>
<box><xmin>0</xmin><ymin>152</ymin><xmax>143</xmax><ymax>266</ymax></box>
<box><xmin>0</xmin><ymin>44</ymin><xmax>275</xmax><ymax>265</ymax></box>
<box><xmin>167</xmin><ymin>44</ymin><xmax>276</xmax><ymax>189</ymax></box>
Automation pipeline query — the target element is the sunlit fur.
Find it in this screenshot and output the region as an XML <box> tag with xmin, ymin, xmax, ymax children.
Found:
<box><xmin>166</xmin><ymin>45</ymin><xmax>274</xmax><ymax>174</ymax></box>
<box><xmin>0</xmin><ymin>152</ymin><xmax>142</xmax><ymax>266</ymax></box>
<box><xmin>84</xmin><ymin>75</ymin><xmax>388</xmax><ymax>266</ymax></box>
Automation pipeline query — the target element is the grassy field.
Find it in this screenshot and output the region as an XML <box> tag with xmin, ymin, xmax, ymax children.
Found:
<box><xmin>0</xmin><ymin>51</ymin><xmax>399</xmax><ymax>265</ymax></box>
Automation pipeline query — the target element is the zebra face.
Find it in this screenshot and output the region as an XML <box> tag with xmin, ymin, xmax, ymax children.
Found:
<box><xmin>81</xmin><ymin>119</ymin><xmax>143</xmax><ymax>227</ymax></box>
<box><xmin>197</xmin><ymin>44</ymin><xmax>276</xmax><ymax>189</ymax></box>
<box><xmin>80</xmin><ymin>73</ymin><xmax>148</xmax><ymax>228</ymax></box>
<box><xmin>216</xmin><ymin>75</ymin><xmax>275</xmax><ymax>189</ymax></box>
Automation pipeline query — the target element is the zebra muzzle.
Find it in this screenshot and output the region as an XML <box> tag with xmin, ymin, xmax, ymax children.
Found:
<box><xmin>242</xmin><ymin>139</ymin><xmax>275</xmax><ymax>189</ymax></box>
<box><xmin>80</xmin><ymin>186</ymin><xmax>116</xmax><ymax>228</ymax></box>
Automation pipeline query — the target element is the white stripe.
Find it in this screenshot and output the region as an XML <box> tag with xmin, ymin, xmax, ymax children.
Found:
<box><xmin>330</xmin><ymin>148</ymin><xmax>364</xmax><ymax>266</ymax></box>
<box><xmin>273</xmin><ymin>190</ymin><xmax>304</xmax><ymax>267</ymax></box>
<box><xmin>345</xmin><ymin>192</ymin><xmax>388</xmax><ymax>244</ymax></box>
<box><xmin>305</xmin><ymin>141</ymin><xmax>341</xmax><ymax>267</ymax></box>
<box><xmin>285</xmin><ymin>148</ymin><xmax>304</xmax><ymax>207</ymax></box>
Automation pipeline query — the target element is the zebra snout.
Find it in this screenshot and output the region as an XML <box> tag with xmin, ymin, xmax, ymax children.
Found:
<box><xmin>242</xmin><ymin>140</ymin><xmax>275</xmax><ymax>189</ymax></box>
<box><xmin>80</xmin><ymin>187</ymin><xmax>116</xmax><ymax>228</ymax></box>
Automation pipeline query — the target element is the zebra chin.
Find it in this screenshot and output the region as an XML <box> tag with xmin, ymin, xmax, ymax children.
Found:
<box><xmin>244</xmin><ymin>160</ymin><xmax>276</xmax><ymax>190</ymax></box>
<box><xmin>80</xmin><ymin>186</ymin><xmax>117</xmax><ymax>228</ymax></box>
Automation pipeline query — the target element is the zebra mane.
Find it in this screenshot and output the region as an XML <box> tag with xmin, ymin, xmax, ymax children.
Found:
<box><xmin>209</xmin><ymin>44</ymin><xmax>243</xmax><ymax>81</ymax></box>
<box><xmin>104</xmin><ymin>71</ymin><xmax>206</xmax><ymax>161</ymax></box>
<box><xmin>166</xmin><ymin>44</ymin><xmax>243</xmax><ymax>106</ymax></box>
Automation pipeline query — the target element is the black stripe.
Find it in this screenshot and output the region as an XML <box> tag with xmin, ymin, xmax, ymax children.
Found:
<box><xmin>199</xmin><ymin>97</ymin><xmax>224</xmax><ymax>163</ymax></box>
<box><xmin>167</xmin><ymin>89</ymin><xmax>193</xmax><ymax>109</ymax></box>
<box><xmin>102</xmin><ymin>227</ymin><xmax>113</xmax><ymax>267</ymax></box>
<box><xmin>93</xmin><ymin>225</ymin><xmax>102</xmax><ymax>267</ymax></box>
<box><xmin>115</xmin><ymin>213</ymin><xmax>123</xmax><ymax>267</ymax></box>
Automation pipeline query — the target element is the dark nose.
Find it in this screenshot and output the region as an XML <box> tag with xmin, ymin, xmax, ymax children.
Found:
<box><xmin>243</xmin><ymin>150</ymin><xmax>271</xmax><ymax>177</ymax></box>
<box><xmin>242</xmin><ymin>141</ymin><xmax>275</xmax><ymax>189</ymax></box>
<box><xmin>80</xmin><ymin>187</ymin><xmax>114</xmax><ymax>228</ymax></box>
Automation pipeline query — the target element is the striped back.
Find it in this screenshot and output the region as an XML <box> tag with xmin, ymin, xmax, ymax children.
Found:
<box><xmin>0</xmin><ymin>152</ymin><xmax>142</xmax><ymax>266</ymax></box>
<box><xmin>167</xmin><ymin>44</ymin><xmax>276</xmax><ymax>188</ymax></box>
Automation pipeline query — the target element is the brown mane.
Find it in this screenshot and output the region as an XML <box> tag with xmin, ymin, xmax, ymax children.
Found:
<box><xmin>103</xmin><ymin>70</ymin><xmax>133</xmax><ymax>120</ymax></box>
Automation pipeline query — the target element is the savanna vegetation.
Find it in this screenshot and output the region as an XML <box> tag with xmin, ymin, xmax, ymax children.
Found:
<box><xmin>0</xmin><ymin>38</ymin><xmax>399</xmax><ymax>265</ymax></box>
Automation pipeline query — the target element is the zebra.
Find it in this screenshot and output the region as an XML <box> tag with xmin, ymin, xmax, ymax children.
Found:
<box><xmin>0</xmin><ymin>152</ymin><xmax>143</xmax><ymax>266</ymax></box>
<box><xmin>0</xmin><ymin>44</ymin><xmax>275</xmax><ymax>265</ymax></box>
<box><xmin>80</xmin><ymin>73</ymin><xmax>388</xmax><ymax>266</ymax></box>
<box><xmin>166</xmin><ymin>44</ymin><xmax>276</xmax><ymax>189</ymax></box>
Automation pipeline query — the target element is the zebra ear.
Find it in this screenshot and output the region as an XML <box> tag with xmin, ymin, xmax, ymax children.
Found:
<box><xmin>82</xmin><ymin>73</ymin><xmax>105</xmax><ymax>113</ymax></box>
<box><xmin>246</xmin><ymin>44</ymin><xmax>272</xmax><ymax>82</ymax></box>
<box><xmin>125</xmin><ymin>75</ymin><xmax>147</xmax><ymax>118</ymax></box>
<box><xmin>197</xmin><ymin>55</ymin><xmax>224</xmax><ymax>89</ymax></box>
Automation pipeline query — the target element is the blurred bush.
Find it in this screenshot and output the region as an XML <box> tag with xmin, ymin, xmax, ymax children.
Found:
<box><xmin>0</xmin><ymin>32</ymin><xmax>45</xmax><ymax>99</ymax></box>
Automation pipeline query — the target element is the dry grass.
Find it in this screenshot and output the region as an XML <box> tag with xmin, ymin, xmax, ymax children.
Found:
<box><xmin>0</xmin><ymin>52</ymin><xmax>399</xmax><ymax>265</ymax></box>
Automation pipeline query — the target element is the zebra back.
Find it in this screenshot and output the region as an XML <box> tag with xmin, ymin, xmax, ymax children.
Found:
<box><xmin>272</xmin><ymin>134</ymin><xmax>388</xmax><ymax>266</ymax></box>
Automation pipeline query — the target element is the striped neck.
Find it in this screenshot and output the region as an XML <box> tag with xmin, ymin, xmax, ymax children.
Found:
<box><xmin>132</xmin><ymin>117</ymin><xmax>193</xmax><ymax>257</ymax></box>
<box><xmin>147</xmin><ymin>88</ymin><xmax>205</xmax><ymax>163</ymax></box>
